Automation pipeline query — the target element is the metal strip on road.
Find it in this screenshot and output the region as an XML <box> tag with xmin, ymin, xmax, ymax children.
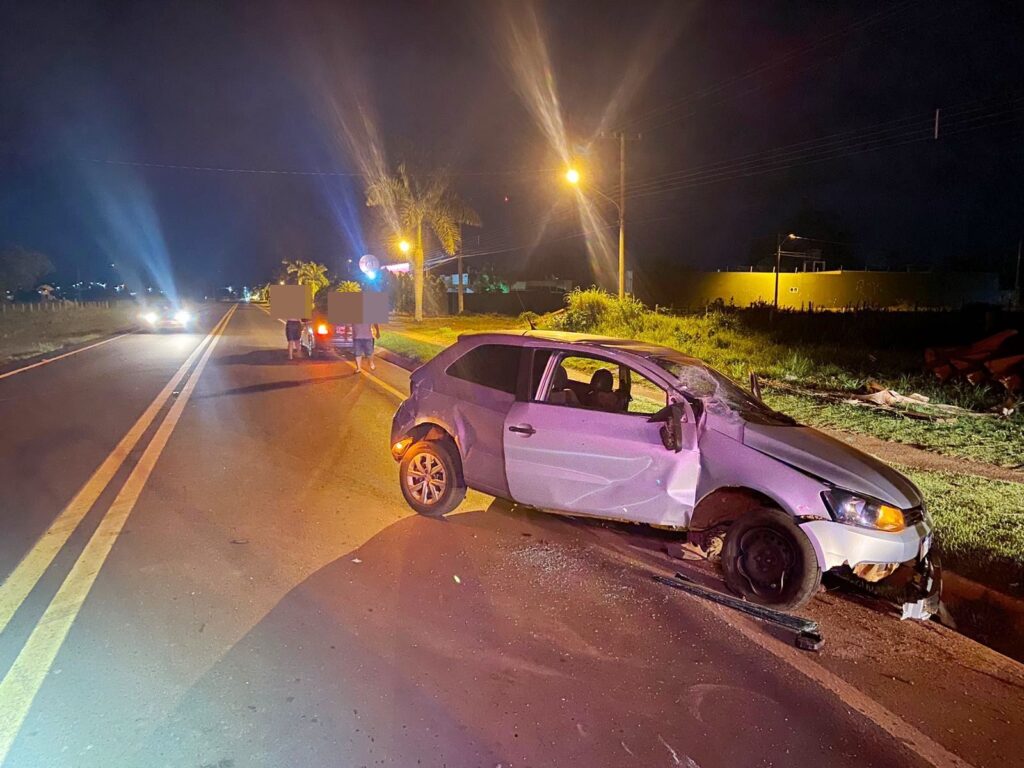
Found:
<box><xmin>0</xmin><ymin>304</ymin><xmax>237</xmax><ymax>765</ymax></box>
<box><xmin>0</xmin><ymin>332</ymin><xmax>135</xmax><ymax>381</ymax></box>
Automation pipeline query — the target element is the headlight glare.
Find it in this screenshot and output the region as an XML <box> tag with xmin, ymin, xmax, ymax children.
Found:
<box><xmin>174</xmin><ymin>309</ymin><xmax>191</xmax><ymax>323</ymax></box>
<box><xmin>822</xmin><ymin>489</ymin><xmax>906</xmax><ymax>532</ymax></box>
<box><xmin>141</xmin><ymin>312</ymin><xmax>157</xmax><ymax>324</ymax></box>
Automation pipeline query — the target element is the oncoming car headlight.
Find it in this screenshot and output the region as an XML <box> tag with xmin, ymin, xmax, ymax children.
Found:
<box><xmin>174</xmin><ymin>309</ymin><xmax>191</xmax><ymax>323</ymax></box>
<box><xmin>140</xmin><ymin>311</ymin><xmax>158</xmax><ymax>324</ymax></box>
<box><xmin>822</xmin><ymin>489</ymin><xmax>906</xmax><ymax>532</ymax></box>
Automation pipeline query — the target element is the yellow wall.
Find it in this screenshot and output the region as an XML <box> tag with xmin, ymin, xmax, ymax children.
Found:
<box><xmin>675</xmin><ymin>271</ymin><xmax>1000</xmax><ymax>310</ymax></box>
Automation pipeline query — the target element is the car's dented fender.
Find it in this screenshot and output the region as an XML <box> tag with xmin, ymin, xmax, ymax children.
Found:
<box><xmin>694</xmin><ymin>428</ymin><xmax>832</xmax><ymax>571</ymax></box>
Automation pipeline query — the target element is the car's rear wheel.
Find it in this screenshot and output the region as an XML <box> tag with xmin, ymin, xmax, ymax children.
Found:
<box><xmin>399</xmin><ymin>440</ymin><xmax>466</xmax><ymax>517</ymax></box>
<box><xmin>722</xmin><ymin>507</ymin><xmax>820</xmax><ymax>611</ymax></box>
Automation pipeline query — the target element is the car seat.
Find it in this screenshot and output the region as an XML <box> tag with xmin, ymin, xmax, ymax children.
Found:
<box><xmin>586</xmin><ymin>368</ymin><xmax>622</xmax><ymax>411</ymax></box>
<box><xmin>548</xmin><ymin>365</ymin><xmax>581</xmax><ymax>407</ymax></box>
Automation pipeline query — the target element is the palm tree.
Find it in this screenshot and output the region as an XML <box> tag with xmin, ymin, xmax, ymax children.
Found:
<box><xmin>366</xmin><ymin>164</ymin><xmax>480</xmax><ymax>321</ymax></box>
<box><xmin>282</xmin><ymin>260</ymin><xmax>330</xmax><ymax>294</ymax></box>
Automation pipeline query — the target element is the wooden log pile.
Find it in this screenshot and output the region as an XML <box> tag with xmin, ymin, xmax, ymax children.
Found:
<box><xmin>925</xmin><ymin>330</ymin><xmax>1023</xmax><ymax>394</ymax></box>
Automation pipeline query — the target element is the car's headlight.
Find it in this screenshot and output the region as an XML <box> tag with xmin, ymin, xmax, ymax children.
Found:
<box><xmin>174</xmin><ymin>309</ymin><xmax>191</xmax><ymax>323</ymax></box>
<box><xmin>822</xmin><ymin>489</ymin><xmax>906</xmax><ymax>532</ymax></box>
<box><xmin>141</xmin><ymin>312</ymin><xmax>157</xmax><ymax>324</ymax></box>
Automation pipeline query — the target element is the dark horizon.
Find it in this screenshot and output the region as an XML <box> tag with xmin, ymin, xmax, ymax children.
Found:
<box><xmin>1</xmin><ymin>0</ymin><xmax>1021</xmax><ymax>300</ymax></box>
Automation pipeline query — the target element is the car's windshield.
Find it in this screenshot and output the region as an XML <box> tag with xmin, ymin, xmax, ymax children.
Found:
<box><xmin>650</xmin><ymin>353</ymin><xmax>796</xmax><ymax>426</ymax></box>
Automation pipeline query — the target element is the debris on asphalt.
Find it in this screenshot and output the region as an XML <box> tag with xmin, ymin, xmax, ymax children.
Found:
<box><xmin>453</xmin><ymin>574</ymin><xmax>461</xmax><ymax>584</ymax></box>
<box><xmin>229</xmin><ymin>538</ymin><xmax>249</xmax><ymax>545</ymax></box>
<box><xmin>655</xmin><ymin>572</ymin><xmax>825</xmax><ymax>652</ymax></box>
<box><xmin>351</xmin><ymin>558</ymin><xmax>362</xmax><ymax>564</ymax></box>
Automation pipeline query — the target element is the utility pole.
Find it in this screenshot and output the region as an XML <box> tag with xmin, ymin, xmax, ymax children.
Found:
<box><xmin>618</xmin><ymin>131</ymin><xmax>626</xmax><ymax>300</ymax></box>
<box><xmin>773</xmin><ymin>233</ymin><xmax>782</xmax><ymax>315</ymax></box>
<box><xmin>600</xmin><ymin>130</ymin><xmax>640</xmax><ymax>299</ymax></box>
<box><xmin>457</xmin><ymin>224</ymin><xmax>464</xmax><ymax>314</ymax></box>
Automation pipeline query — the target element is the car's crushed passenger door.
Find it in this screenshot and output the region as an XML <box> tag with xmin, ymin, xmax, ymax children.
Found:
<box><xmin>502</xmin><ymin>400</ymin><xmax>699</xmax><ymax>526</ymax></box>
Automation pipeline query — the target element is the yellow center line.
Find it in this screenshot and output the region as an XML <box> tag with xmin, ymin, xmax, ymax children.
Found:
<box><xmin>0</xmin><ymin>307</ymin><xmax>234</xmax><ymax>635</ymax></box>
<box><xmin>346</xmin><ymin>359</ymin><xmax>407</xmax><ymax>400</ymax></box>
<box><xmin>0</xmin><ymin>332</ymin><xmax>135</xmax><ymax>381</ymax></box>
<box><xmin>0</xmin><ymin>304</ymin><xmax>237</xmax><ymax>764</ymax></box>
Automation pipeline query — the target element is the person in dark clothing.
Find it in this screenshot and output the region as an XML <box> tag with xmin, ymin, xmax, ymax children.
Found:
<box><xmin>285</xmin><ymin>318</ymin><xmax>302</xmax><ymax>359</ymax></box>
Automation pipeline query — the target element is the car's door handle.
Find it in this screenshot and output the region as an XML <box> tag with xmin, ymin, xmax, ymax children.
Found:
<box><xmin>508</xmin><ymin>424</ymin><xmax>536</xmax><ymax>436</ymax></box>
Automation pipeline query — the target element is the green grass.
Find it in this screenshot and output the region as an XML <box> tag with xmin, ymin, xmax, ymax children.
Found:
<box><xmin>0</xmin><ymin>304</ymin><xmax>135</xmax><ymax>363</ymax></box>
<box><xmin>377</xmin><ymin>330</ymin><xmax>444</xmax><ymax>364</ymax></box>
<box><xmin>901</xmin><ymin>467</ymin><xmax>1024</xmax><ymax>591</ymax></box>
<box><xmin>765</xmin><ymin>392</ymin><xmax>1024</xmax><ymax>468</ymax></box>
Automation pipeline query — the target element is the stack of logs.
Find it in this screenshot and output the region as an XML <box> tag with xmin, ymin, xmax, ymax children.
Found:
<box><xmin>925</xmin><ymin>330</ymin><xmax>1023</xmax><ymax>394</ymax></box>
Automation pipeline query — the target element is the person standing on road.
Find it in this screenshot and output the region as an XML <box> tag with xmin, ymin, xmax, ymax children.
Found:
<box><xmin>352</xmin><ymin>321</ymin><xmax>380</xmax><ymax>372</ymax></box>
<box><xmin>285</xmin><ymin>318</ymin><xmax>302</xmax><ymax>360</ymax></box>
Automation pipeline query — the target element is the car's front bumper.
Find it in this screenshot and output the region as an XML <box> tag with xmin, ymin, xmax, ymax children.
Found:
<box><xmin>800</xmin><ymin>518</ymin><xmax>933</xmax><ymax>572</ymax></box>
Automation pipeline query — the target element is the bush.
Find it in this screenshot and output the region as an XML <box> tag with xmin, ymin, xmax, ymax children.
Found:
<box><xmin>518</xmin><ymin>311</ymin><xmax>540</xmax><ymax>328</ymax></box>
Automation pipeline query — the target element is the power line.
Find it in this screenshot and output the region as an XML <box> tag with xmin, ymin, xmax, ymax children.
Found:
<box><xmin>623</xmin><ymin>0</ymin><xmax>924</xmax><ymax>132</ymax></box>
<box><xmin>621</xmin><ymin>109</ymin><xmax>1022</xmax><ymax>200</ymax></box>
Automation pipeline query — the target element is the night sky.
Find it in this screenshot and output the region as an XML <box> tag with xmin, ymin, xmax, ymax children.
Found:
<box><xmin>1</xmin><ymin>0</ymin><xmax>1021</xmax><ymax>301</ymax></box>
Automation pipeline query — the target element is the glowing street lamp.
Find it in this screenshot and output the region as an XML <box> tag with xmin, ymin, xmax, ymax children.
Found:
<box><xmin>562</xmin><ymin>165</ymin><xmax>627</xmax><ymax>299</ymax></box>
<box><xmin>398</xmin><ymin>239</ymin><xmax>411</xmax><ymax>254</ymax></box>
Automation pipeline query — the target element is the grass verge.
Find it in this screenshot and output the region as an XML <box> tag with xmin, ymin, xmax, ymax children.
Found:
<box><xmin>0</xmin><ymin>304</ymin><xmax>136</xmax><ymax>364</ymax></box>
<box><xmin>898</xmin><ymin>467</ymin><xmax>1024</xmax><ymax>591</ymax></box>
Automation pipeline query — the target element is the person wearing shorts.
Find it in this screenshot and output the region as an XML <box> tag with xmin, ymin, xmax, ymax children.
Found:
<box><xmin>352</xmin><ymin>322</ymin><xmax>380</xmax><ymax>372</ymax></box>
<box><xmin>285</xmin><ymin>318</ymin><xmax>302</xmax><ymax>359</ymax></box>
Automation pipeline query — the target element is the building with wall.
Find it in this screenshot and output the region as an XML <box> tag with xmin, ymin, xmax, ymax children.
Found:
<box><xmin>673</xmin><ymin>270</ymin><xmax>1001</xmax><ymax>310</ymax></box>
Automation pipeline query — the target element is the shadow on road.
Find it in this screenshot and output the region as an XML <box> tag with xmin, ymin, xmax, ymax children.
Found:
<box><xmin>217</xmin><ymin>349</ymin><xmax>348</xmax><ymax>367</ymax></box>
<box><xmin>197</xmin><ymin>374</ymin><xmax>357</xmax><ymax>399</ymax></box>
<box><xmin>126</xmin><ymin>502</ymin><xmax>916</xmax><ymax>768</ymax></box>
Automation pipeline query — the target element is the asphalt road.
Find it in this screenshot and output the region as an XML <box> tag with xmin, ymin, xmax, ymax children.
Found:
<box><xmin>0</xmin><ymin>302</ymin><xmax>1022</xmax><ymax>768</ymax></box>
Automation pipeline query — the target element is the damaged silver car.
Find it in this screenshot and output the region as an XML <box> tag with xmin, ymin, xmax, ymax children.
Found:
<box><xmin>390</xmin><ymin>331</ymin><xmax>939</xmax><ymax>612</ymax></box>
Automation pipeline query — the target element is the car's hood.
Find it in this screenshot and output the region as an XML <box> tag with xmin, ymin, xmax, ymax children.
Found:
<box><xmin>742</xmin><ymin>423</ymin><xmax>921</xmax><ymax>509</ymax></box>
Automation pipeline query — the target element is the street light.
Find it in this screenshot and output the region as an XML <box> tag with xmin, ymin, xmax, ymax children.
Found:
<box><xmin>563</xmin><ymin>166</ymin><xmax>626</xmax><ymax>300</ymax></box>
<box><xmin>398</xmin><ymin>239</ymin><xmax>411</xmax><ymax>254</ymax></box>
<box><xmin>774</xmin><ymin>233</ymin><xmax>800</xmax><ymax>314</ymax></box>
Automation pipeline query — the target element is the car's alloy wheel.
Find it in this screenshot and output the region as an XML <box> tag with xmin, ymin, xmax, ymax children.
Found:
<box><xmin>399</xmin><ymin>440</ymin><xmax>466</xmax><ymax>517</ymax></box>
<box><xmin>407</xmin><ymin>451</ymin><xmax>447</xmax><ymax>505</ymax></box>
<box><xmin>722</xmin><ymin>507</ymin><xmax>821</xmax><ymax>611</ymax></box>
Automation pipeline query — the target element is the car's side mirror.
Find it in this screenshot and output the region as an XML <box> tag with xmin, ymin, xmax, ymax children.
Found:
<box><xmin>749</xmin><ymin>371</ymin><xmax>763</xmax><ymax>402</ymax></box>
<box><xmin>649</xmin><ymin>402</ymin><xmax>684</xmax><ymax>452</ymax></box>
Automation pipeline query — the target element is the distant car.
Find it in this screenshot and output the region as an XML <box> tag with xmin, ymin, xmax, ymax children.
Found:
<box><xmin>138</xmin><ymin>303</ymin><xmax>194</xmax><ymax>332</ymax></box>
<box><xmin>299</xmin><ymin>316</ymin><xmax>354</xmax><ymax>358</ymax></box>
<box><xmin>390</xmin><ymin>331</ymin><xmax>939</xmax><ymax>612</ymax></box>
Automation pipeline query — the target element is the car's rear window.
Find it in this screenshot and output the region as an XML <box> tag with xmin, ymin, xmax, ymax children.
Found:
<box><xmin>445</xmin><ymin>344</ymin><xmax>520</xmax><ymax>395</ymax></box>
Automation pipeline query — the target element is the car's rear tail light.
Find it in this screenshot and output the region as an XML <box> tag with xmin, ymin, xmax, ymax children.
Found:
<box><xmin>316</xmin><ymin>323</ymin><xmax>329</xmax><ymax>335</ymax></box>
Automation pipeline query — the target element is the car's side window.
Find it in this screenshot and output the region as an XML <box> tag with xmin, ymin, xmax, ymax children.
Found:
<box><xmin>543</xmin><ymin>354</ymin><xmax>668</xmax><ymax>415</ymax></box>
<box><xmin>445</xmin><ymin>344</ymin><xmax>520</xmax><ymax>395</ymax></box>
<box><xmin>626</xmin><ymin>369</ymin><xmax>669</xmax><ymax>415</ymax></box>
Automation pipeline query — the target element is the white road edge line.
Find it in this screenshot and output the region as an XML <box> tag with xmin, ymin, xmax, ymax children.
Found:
<box><xmin>0</xmin><ymin>307</ymin><xmax>233</xmax><ymax>635</ymax></box>
<box><xmin>713</xmin><ymin>604</ymin><xmax>974</xmax><ymax>767</ymax></box>
<box><xmin>0</xmin><ymin>303</ymin><xmax>236</xmax><ymax>765</ymax></box>
<box><xmin>0</xmin><ymin>332</ymin><xmax>134</xmax><ymax>381</ymax></box>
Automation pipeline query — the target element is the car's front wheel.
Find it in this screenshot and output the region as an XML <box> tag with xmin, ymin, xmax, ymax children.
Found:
<box><xmin>399</xmin><ymin>440</ymin><xmax>466</xmax><ymax>517</ymax></box>
<box><xmin>722</xmin><ymin>507</ymin><xmax>821</xmax><ymax>611</ymax></box>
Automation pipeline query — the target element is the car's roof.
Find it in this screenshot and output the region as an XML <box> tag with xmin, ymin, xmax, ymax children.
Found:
<box><xmin>457</xmin><ymin>330</ymin><xmax>701</xmax><ymax>365</ymax></box>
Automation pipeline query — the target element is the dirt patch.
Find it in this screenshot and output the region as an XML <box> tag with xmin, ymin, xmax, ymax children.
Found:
<box><xmin>822</xmin><ymin>427</ymin><xmax>1024</xmax><ymax>483</ymax></box>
